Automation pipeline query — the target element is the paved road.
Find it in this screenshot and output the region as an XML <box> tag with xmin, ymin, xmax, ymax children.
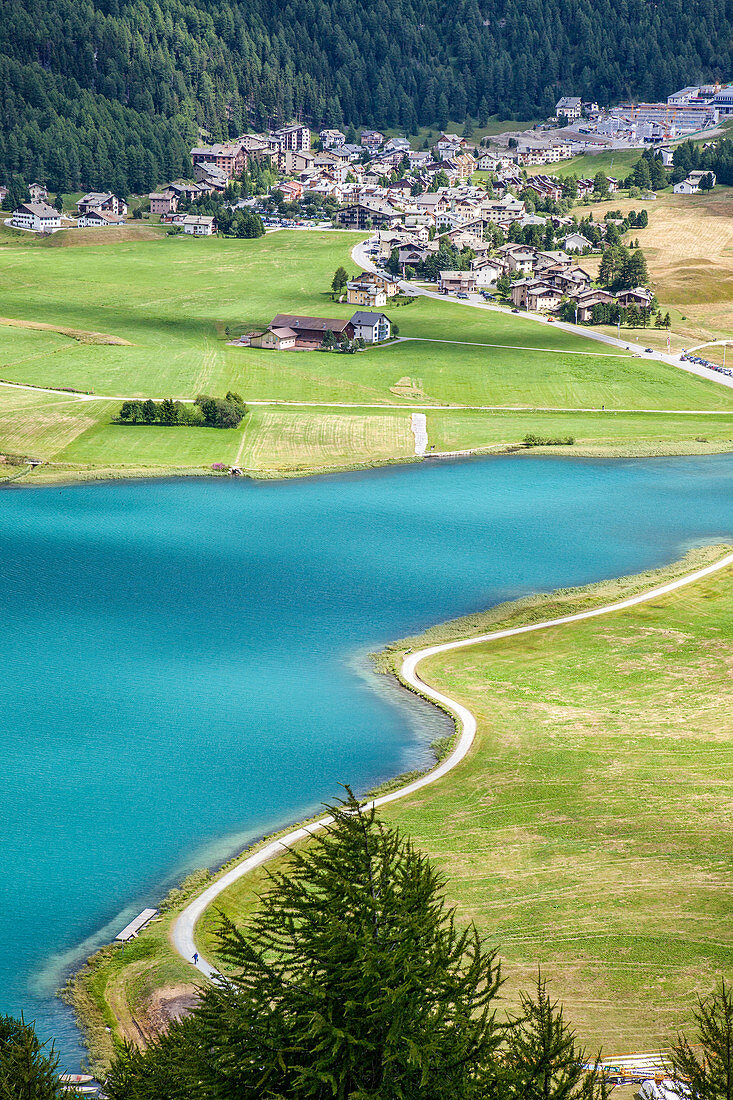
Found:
<box><xmin>350</xmin><ymin>240</ymin><xmax>733</xmax><ymax>392</ymax></box>
<box><xmin>171</xmin><ymin>550</ymin><xmax>733</xmax><ymax>982</ymax></box>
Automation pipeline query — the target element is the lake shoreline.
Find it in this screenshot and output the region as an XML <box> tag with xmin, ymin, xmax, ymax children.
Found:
<box><xmin>4</xmin><ymin>435</ymin><xmax>733</xmax><ymax>489</ymax></box>
<box><xmin>62</xmin><ymin>541</ymin><xmax>733</xmax><ymax>1074</ymax></box>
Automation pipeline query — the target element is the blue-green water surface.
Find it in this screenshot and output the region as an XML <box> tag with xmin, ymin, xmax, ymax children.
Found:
<box><xmin>1</xmin><ymin>454</ymin><xmax>732</xmax><ymax>1066</ymax></box>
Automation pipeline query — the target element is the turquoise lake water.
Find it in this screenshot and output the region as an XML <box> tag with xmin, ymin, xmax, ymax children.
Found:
<box><xmin>1</xmin><ymin>454</ymin><xmax>732</xmax><ymax>1067</ymax></box>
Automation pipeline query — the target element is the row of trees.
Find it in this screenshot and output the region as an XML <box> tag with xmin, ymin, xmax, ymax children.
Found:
<box><xmin>118</xmin><ymin>393</ymin><xmax>246</xmax><ymax>429</ymax></box>
<box><xmin>321</xmin><ymin>330</ymin><xmax>371</xmax><ymax>352</ymax></box>
<box><xmin>6</xmin><ymin>797</ymin><xmax>733</xmax><ymax>1098</ymax></box>
<box><xmin>558</xmin><ymin>299</ymin><xmax>669</xmax><ymax>328</ymax></box>
<box><xmin>671</xmin><ymin>138</ymin><xmax>733</xmax><ymax>187</ymax></box>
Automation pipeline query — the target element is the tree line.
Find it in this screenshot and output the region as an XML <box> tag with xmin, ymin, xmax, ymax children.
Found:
<box><xmin>2</xmin><ymin>0</ymin><xmax>733</xmax><ymax>193</ymax></box>
<box><xmin>118</xmin><ymin>393</ymin><xmax>246</xmax><ymax>429</ymax></box>
<box><xmin>5</xmin><ymin>795</ymin><xmax>733</xmax><ymax>1098</ymax></box>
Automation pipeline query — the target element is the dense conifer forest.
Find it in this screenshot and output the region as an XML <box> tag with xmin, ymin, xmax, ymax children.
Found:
<box><xmin>1</xmin><ymin>0</ymin><xmax>732</xmax><ymax>195</ymax></box>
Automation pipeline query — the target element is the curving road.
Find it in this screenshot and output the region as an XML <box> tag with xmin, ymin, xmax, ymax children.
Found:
<box><xmin>350</xmin><ymin>239</ymin><xmax>733</xmax><ymax>392</ymax></box>
<box><xmin>171</xmin><ymin>549</ymin><xmax>733</xmax><ymax>978</ymax></box>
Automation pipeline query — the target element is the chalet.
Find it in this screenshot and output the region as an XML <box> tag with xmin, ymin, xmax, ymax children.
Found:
<box><xmin>190</xmin><ymin>143</ymin><xmax>246</xmax><ymax>178</ymax></box>
<box><xmin>350</xmin><ymin>311</ymin><xmax>391</xmax><ymax>343</ymax></box>
<box><xmin>361</xmin><ymin>130</ymin><xmax>385</xmax><ymax>150</ymax></box>
<box><xmin>615</xmin><ymin>287</ymin><xmax>654</xmax><ymax>309</ymax></box>
<box><xmin>149</xmin><ymin>190</ymin><xmax>178</xmax><ymax>215</ymax></box>
<box><xmin>336</xmin><ymin>200</ymin><xmax>401</xmax><ymax>230</ymax></box>
<box><xmin>673</xmin><ymin>179</ymin><xmax>698</xmax><ymax>195</ymax></box>
<box><xmin>438</xmin><ymin>270</ymin><xmax>477</xmax><ymax>294</ymax></box>
<box><xmin>471</xmin><ymin>257</ymin><xmax>505</xmax><ymax>286</ymax></box>
<box><xmin>268</xmin><ymin>314</ymin><xmax>354</xmax><ymax>349</ymax></box>
<box><xmin>76</xmin><ymin>192</ymin><xmax>128</xmax><ymax>217</ymax></box>
<box><xmin>511</xmin><ymin>278</ymin><xmax>561</xmax><ymax>312</ymax></box>
<box><xmin>555</xmin><ymin>96</ymin><xmax>582</xmax><ymax>120</ymax></box>
<box><xmin>347</xmin><ymin>281</ymin><xmax>387</xmax><ymax>307</ymax></box>
<box><xmin>526</xmin><ymin>284</ymin><xmax>562</xmax><ymax>311</ymax></box>
<box><xmin>168</xmin><ymin>181</ymin><xmax>206</xmax><ymax>202</ymax></box>
<box><xmin>504</xmin><ymin>248</ymin><xmax>536</xmax><ymax>275</ymax></box>
<box><xmin>563</xmin><ymin>232</ymin><xmax>592</xmax><ymax>253</ymax></box>
<box><xmin>11</xmin><ymin>202</ymin><xmax>61</xmax><ymax>232</ymax></box>
<box><xmin>0</xmin><ymin>185</ymin><xmax>8</xmax><ymax>205</ymax></box>
<box><xmin>399</xmin><ymin>244</ymin><xmax>431</xmax><ymax>269</ymax></box>
<box><xmin>29</xmin><ymin>183</ymin><xmax>48</xmax><ymax>203</ymax></box>
<box><xmin>353</xmin><ymin>271</ymin><xmax>401</xmax><ymax>297</ymax></box>
<box><xmin>279</xmin><ymin>180</ymin><xmax>304</xmax><ymax>202</ymax></box>
<box><xmin>320</xmin><ymin>129</ymin><xmax>345</xmax><ymax>148</ymax></box>
<box><xmin>193</xmin><ymin>162</ymin><xmax>229</xmax><ymax>191</ymax></box>
<box><xmin>77</xmin><ymin>209</ymin><xmax>125</xmax><ymax>227</ymax></box>
<box><xmin>183</xmin><ymin>214</ymin><xmax>215</xmax><ymax>236</ymax></box>
<box><xmin>527</xmin><ymin>175</ymin><xmax>563</xmax><ymax>203</ymax></box>
<box><xmin>282</xmin><ymin>149</ymin><xmax>316</xmax><ymax>174</ymax></box>
<box><xmin>436</xmin><ymin>133</ymin><xmax>466</xmax><ymax>158</ymax></box>
<box><xmin>570</xmin><ymin>288</ymin><xmax>616</xmax><ymax>322</ymax></box>
<box><xmin>534</xmin><ymin>250</ymin><xmax>570</xmax><ymax>270</ymax></box>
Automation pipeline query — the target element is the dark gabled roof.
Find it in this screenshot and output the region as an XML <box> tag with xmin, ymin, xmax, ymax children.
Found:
<box><xmin>350</xmin><ymin>311</ymin><xmax>389</xmax><ymax>325</ymax></box>
<box><xmin>271</xmin><ymin>314</ymin><xmax>352</xmax><ymax>334</ymax></box>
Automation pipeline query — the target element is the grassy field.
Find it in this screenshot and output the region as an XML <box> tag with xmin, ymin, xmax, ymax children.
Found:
<box><xmin>0</xmin><ymin>229</ymin><xmax>730</xmax><ymax>477</ymax></box>
<box><xmin>186</xmin><ymin>546</ymin><xmax>733</xmax><ymax>1056</ymax></box>
<box><xmin>78</xmin><ymin>548</ymin><xmax>733</xmax><ymax>1066</ymax></box>
<box><xmin>0</xmin><ymin>387</ymin><xmax>113</xmax><ymax>459</ymax></box>
<box><xmin>572</xmin><ymin>189</ymin><xmax>733</xmax><ymax>356</ymax></box>
<box><xmin>528</xmin><ymin>148</ymin><xmax>644</xmax><ymax>180</ymax></box>
<box><xmin>427</xmin><ymin>408</ymin><xmax>733</xmax><ymax>455</ymax></box>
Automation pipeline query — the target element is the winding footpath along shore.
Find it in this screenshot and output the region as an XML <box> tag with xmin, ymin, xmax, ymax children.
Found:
<box><xmin>172</xmin><ymin>548</ymin><xmax>733</xmax><ymax>978</ymax></box>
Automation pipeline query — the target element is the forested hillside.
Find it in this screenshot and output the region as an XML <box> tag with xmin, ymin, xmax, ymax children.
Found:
<box><xmin>1</xmin><ymin>0</ymin><xmax>732</xmax><ymax>195</ymax></box>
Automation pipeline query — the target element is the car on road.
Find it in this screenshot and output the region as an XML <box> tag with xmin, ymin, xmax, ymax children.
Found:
<box><xmin>644</xmin><ymin>347</ymin><xmax>654</xmax><ymax>353</ymax></box>
<box><xmin>511</xmin><ymin>308</ymin><xmax>520</xmax><ymax>313</ymax></box>
<box><xmin>456</xmin><ymin>292</ymin><xmax>469</xmax><ymax>299</ymax></box>
<box><xmin>546</xmin><ymin>316</ymin><xmax>555</xmax><ymax>322</ymax></box>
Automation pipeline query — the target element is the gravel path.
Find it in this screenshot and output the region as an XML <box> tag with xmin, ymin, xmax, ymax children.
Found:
<box><xmin>171</xmin><ymin>549</ymin><xmax>733</xmax><ymax>980</ymax></box>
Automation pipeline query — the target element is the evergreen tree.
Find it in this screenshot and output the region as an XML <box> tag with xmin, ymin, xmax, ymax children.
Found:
<box><xmin>106</xmin><ymin>793</ymin><xmax>504</xmax><ymax>1099</ymax></box>
<box><xmin>0</xmin><ymin>1015</ymin><xmax>66</xmax><ymax>1100</ymax></box>
<box><xmin>592</xmin><ymin>171</ymin><xmax>609</xmax><ymax>198</ymax></box>
<box><xmin>141</xmin><ymin>399</ymin><xmax>158</xmax><ymax>424</ymax></box>
<box><xmin>330</xmin><ymin>266</ymin><xmax>348</xmax><ymax>297</ymax></box>
<box><xmin>672</xmin><ymin>980</ymin><xmax>733</xmax><ymax>1100</ymax></box>
<box><xmin>502</xmin><ymin>976</ymin><xmax>609</xmax><ymax>1100</ymax></box>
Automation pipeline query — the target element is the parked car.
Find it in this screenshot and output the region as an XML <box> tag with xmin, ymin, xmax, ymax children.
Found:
<box><xmin>456</xmin><ymin>292</ymin><xmax>469</xmax><ymax>299</ymax></box>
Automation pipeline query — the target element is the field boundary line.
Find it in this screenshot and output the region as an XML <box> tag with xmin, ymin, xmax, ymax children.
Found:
<box><xmin>171</xmin><ymin>549</ymin><xmax>733</xmax><ymax>980</ymax></box>
<box><xmin>3</xmin><ymin>379</ymin><xmax>730</xmax><ymax>416</ymax></box>
<box><xmin>373</xmin><ymin>336</ymin><xmax>629</xmax><ymax>358</ymax></box>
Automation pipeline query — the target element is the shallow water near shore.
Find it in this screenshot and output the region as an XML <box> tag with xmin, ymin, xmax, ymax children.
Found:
<box><xmin>1</xmin><ymin>453</ymin><xmax>732</xmax><ymax>1067</ymax></box>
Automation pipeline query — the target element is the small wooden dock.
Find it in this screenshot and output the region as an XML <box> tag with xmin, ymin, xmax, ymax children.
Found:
<box><xmin>116</xmin><ymin>908</ymin><xmax>158</xmax><ymax>943</ymax></box>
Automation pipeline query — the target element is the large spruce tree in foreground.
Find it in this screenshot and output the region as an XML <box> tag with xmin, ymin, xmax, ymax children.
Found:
<box><xmin>0</xmin><ymin>1015</ymin><xmax>66</xmax><ymax>1100</ymax></box>
<box><xmin>106</xmin><ymin>792</ymin><xmax>504</xmax><ymax>1099</ymax></box>
<box><xmin>671</xmin><ymin>979</ymin><xmax>733</xmax><ymax>1099</ymax></box>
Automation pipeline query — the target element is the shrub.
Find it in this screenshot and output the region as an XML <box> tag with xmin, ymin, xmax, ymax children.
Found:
<box><xmin>523</xmin><ymin>434</ymin><xmax>575</xmax><ymax>447</ymax></box>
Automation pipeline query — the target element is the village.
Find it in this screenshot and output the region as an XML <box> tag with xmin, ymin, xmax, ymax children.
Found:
<box><xmin>1</xmin><ymin>84</ymin><xmax>727</xmax><ymax>341</ymax></box>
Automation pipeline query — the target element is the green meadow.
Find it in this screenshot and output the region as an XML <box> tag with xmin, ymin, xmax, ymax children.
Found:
<box><xmin>187</xmin><ymin>548</ymin><xmax>733</xmax><ymax>1055</ymax></box>
<box><xmin>0</xmin><ymin>230</ymin><xmax>730</xmax><ymax>477</ymax></box>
